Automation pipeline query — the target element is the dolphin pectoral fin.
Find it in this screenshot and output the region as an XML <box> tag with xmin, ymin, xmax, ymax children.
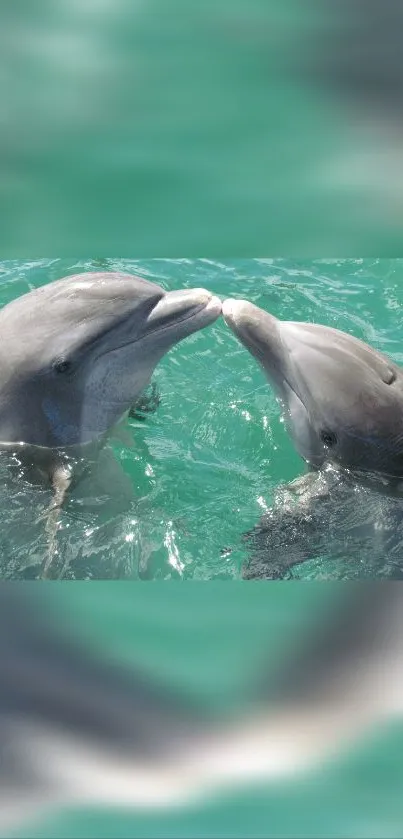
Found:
<box><xmin>40</xmin><ymin>465</ymin><xmax>73</xmax><ymax>580</ymax></box>
<box><xmin>40</xmin><ymin>451</ymin><xmax>135</xmax><ymax>580</ymax></box>
<box><xmin>129</xmin><ymin>381</ymin><xmax>161</xmax><ymax>421</ymax></box>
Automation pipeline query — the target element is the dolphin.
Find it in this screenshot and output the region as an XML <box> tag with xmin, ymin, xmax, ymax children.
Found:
<box><xmin>0</xmin><ymin>272</ymin><xmax>221</xmax><ymax>575</ymax></box>
<box><xmin>0</xmin><ymin>584</ymin><xmax>402</xmax><ymax>837</ymax></box>
<box><xmin>222</xmin><ymin>298</ymin><xmax>403</xmax><ymax>579</ymax></box>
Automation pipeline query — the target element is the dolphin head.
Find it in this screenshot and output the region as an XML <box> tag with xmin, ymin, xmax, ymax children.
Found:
<box><xmin>223</xmin><ymin>298</ymin><xmax>403</xmax><ymax>479</ymax></box>
<box><xmin>0</xmin><ymin>272</ymin><xmax>221</xmax><ymax>449</ymax></box>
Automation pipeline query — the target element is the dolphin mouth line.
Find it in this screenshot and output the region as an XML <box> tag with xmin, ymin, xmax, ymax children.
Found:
<box><xmin>142</xmin><ymin>297</ymin><xmax>215</xmax><ymax>342</ymax></box>
<box><xmin>227</xmin><ymin>308</ymin><xmax>304</xmax><ymax>408</ymax></box>
<box><xmin>94</xmin><ymin>296</ymin><xmax>218</xmax><ymax>362</ymax></box>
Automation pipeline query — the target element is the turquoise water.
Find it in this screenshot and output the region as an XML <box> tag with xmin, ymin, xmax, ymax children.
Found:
<box><xmin>1</xmin><ymin>257</ymin><xmax>403</xmax><ymax>580</ymax></box>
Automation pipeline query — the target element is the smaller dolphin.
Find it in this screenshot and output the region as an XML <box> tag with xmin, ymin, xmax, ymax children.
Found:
<box><xmin>0</xmin><ymin>272</ymin><xmax>221</xmax><ymax>575</ymax></box>
<box><xmin>222</xmin><ymin>298</ymin><xmax>403</xmax><ymax>480</ymax></box>
<box><xmin>222</xmin><ymin>298</ymin><xmax>403</xmax><ymax>578</ymax></box>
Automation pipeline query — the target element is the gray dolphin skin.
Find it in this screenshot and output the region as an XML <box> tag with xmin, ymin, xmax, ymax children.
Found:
<box><xmin>222</xmin><ymin>298</ymin><xmax>403</xmax><ymax>579</ymax></box>
<box><xmin>222</xmin><ymin>298</ymin><xmax>403</xmax><ymax>479</ymax></box>
<box><xmin>0</xmin><ymin>272</ymin><xmax>221</xmax><ymax>574</ymax></box>
<box><xmin>0</xmin><ymin>272</ymin><xmax>221</xmax><ymax>455</ymax></box>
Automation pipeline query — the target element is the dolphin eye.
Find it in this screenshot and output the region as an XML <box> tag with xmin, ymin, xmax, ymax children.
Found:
<box><xmin>53</xmin><ymin>358</ymin><xmax>73</xmax><ymax>375</ymax></box>
<box><xmin>384</xmin><ymin>368</ymin><xmax>396</xmax><ymax>385</ymax></box>
<box><xmin>321</xmin><ymin>430</ymin><xmax>337</xmax><ymax>448</ymax></box>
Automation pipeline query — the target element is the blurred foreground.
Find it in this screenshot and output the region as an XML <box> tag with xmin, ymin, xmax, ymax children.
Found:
<box><xmin>1</xmin><ymin>1</ymin><xmax>403</xmax><ymax>255</ymax></box>
<box><xmin>2</xmin><ymin>582</ymin><xmax>403</xmax><ymax>838</ymax></box>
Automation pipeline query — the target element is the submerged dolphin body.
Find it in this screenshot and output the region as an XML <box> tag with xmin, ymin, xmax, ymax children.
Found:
<box><xmin>222</xmin><ymin>299</ymin><xmax>403</xmax><ymax>579</ymax></box>
<box><xmin>0</xmin><ymin>272</ymin><xmax>221</xmax><ymax>575</ymax></box>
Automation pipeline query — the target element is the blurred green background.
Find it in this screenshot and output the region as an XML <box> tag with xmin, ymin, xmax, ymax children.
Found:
<box><xmin>1</xmin><ymin>1</ymin><xmax>402</xmax><ymax>256</ymax></box>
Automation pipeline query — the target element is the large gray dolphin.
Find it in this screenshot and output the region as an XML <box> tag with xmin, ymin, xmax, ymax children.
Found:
<box><xmin>0</xmin><ymin>271</ymin><xmax>221</xmax><ymax>574</ymax></box>
<box><xmin>222</xmin><ymin>298</ymin><xmax>403</xmax><ymax>579</ymax></box>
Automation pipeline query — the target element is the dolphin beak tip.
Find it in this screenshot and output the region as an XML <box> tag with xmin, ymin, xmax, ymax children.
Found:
<box><xmin>191</xmin><ymin>289</ymin><xmax>221</xmax><ymax>319</ymax></box>
<box><xmin>205</xmin><ymin>293</ymin><xmax>222</xmax><ymax>317</ymax></box>
<box><xmin>222</xmin><ymin>298</ymin><xmax>247</xmax><ymax>326</ymax></box>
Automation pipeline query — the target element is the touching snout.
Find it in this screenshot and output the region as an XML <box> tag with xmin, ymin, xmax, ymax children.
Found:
<box><xmin>147</xmin><ymin>288</ymin><xmax>222</xmax><ymax>332</ymax></box>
